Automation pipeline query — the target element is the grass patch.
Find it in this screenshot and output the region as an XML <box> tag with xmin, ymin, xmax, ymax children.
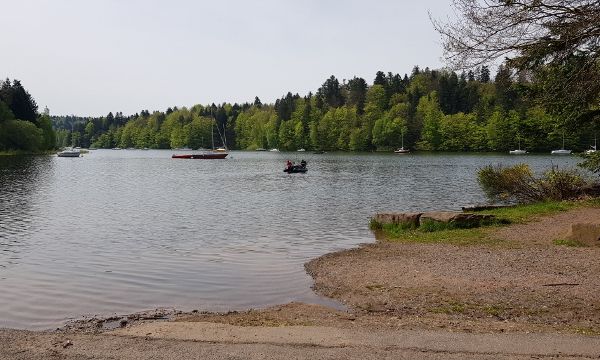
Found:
<box><xmin>430</xmin><ymin>302</ymin><xmax>466</xmax><ymax>314</ymax></box>
<box><xmin>553</xmin><ymin>238</ymin><xmax>587</xmax><ymax>247</ymax></box>
<box><xmin>382</xmin><ymin>227</ymin><xmax>500</xmax><ymax>246</ymax></box>
<box><xmin>476</xmin><ymin>201</ymin><xmax>578</xmax><ymax>223</ymax></box>
<box><xmin>365</xmin><ymin>284</ymin><xmax>385</xmax><ymax>291</ymax></box>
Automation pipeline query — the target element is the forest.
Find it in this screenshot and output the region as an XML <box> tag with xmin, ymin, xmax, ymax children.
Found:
<box><xmin>0</xmin><ymin>79</ymin><xmax>55</xmax><ymax>153</ymax></box>
<box><xmin>51</xmin><ymin>66</ymin><xmax>598</xmax><ymax>153</ymax></box>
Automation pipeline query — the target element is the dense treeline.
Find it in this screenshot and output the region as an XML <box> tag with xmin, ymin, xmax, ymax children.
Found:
<box><xmin>0</xmin><ymin>79</ymin><xmax>55</xmax><ymax>152</ymax></box>
<box><xmin>52</xmin><ymin>66</ymin><xmax>598</xmax><ymax>152</ymax></box>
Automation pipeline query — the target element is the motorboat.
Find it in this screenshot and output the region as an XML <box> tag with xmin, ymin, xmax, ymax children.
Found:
<box><xmin>269</xmin><ymin>148</ymin><xmax>280</xmax><ymax>152</ymax></box>
<box><xmin>297</xmin><ymin>148</ymin><xmax>306</xmax><ymax>152</ymax></box>
<box><xmin>57</xmin><ymin>148</ymin><xmax>81</xmax><ymax>157</ymax></box>
<box><xmin>255</xmin><ymin>148</ymin><xmax>267</xmax><ymax>151</ymax></box>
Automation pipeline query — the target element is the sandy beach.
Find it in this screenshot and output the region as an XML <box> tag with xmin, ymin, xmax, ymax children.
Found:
<box><xmin>2</xmin><ymin>206</ymin><xmax>600</xmax><ymax>359</ymax></box>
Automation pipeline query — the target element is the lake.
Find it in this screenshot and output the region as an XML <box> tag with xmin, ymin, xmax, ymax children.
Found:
<box><xmin>0</xmin><ymin>150</ymin><xmax>580</xmax><ymax>329</ymax></box>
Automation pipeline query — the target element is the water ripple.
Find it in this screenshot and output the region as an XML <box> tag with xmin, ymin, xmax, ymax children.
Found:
<box><xmin>0</xmin><ymin>151</ymin><xmax>579</xmax><ymax>329</ymax></box>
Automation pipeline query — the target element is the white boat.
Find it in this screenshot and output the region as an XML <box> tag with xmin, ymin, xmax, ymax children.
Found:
<box><xmin>509</xmin><ymin>139</ymin><xmax>527</xmax><ymax>154</ymax></box>
<box><xmin>394</xmin><ymin>130</ymin><xmax>410</xmax><ymax>154</ymax></box>
<box><xmin>269</xmin><ymin>148</ymin><xmax>280</xmax><ymax>152</ymax></box>
<box><xmin>297</xmin><ymin>148</ymin><xmax>306</xmax><ymax>152</ymax></box>
<box><xmin>551</xmin><ymin>133</ymin><xmax>571</xmax><ymax>155</ymax></box>
<box><xmin>57</xmin><ymin>148</ymin><xmax>81</xmax><ymax>157</ymax></box>
<box><xmin>585</xmin><ymin>137</ymin><xmax>597</xmax><ymax>155</ymax></box>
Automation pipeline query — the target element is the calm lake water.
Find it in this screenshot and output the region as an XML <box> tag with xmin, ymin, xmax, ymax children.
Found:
<box><xmin>0</xmin><ymin>150</ymin><xmax>580</xmax><ymax>329</ymax></box>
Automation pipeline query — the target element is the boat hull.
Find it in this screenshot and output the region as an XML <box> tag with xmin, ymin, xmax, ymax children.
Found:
<box><xmin>283</xmin><ymin>167</ymin><xmax>307</xmax><ymax>173</ymax></box>
<box><xmin>550</xmin><ymin>150</ymin><xmax>572</xmax><ymax>155</ymax></box>
<box><xmin>509</xmin><ymin>150</ymin><xmax>527</xmax><ymax>155</ymax></box>
<box><xmin>172</xmin><ymin>153</ymin><xmax>228</xmax><ymax>159</ymax></box>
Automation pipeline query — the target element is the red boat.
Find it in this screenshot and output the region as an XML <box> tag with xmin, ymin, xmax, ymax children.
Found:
<box><xmin>172</xmin><ymin>152</ymin><xmax>228</xmax><ymax>159</ymax></box>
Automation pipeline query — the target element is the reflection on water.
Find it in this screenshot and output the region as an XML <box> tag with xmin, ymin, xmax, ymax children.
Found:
<box><xmin>0</xmin><ymin>150</ymin><xmax>579</xmax><ymax>329</ymax></box>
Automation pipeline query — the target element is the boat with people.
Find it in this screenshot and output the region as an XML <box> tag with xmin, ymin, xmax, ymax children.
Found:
<box><xmin>283</xmin><ymin>159</ymin><xmax>307</xmax><ymax>173</ymax></box>
<box><xmin>57</xmin><ymin>147</ymin><xmax>81</xmax><ymax>157</ymax></box>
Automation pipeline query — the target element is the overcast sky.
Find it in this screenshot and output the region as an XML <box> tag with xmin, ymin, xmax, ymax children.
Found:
<box><xmin>1</xmin><ymin>0</ymin><xmax>453</xmax><ymax>116</ymax></box>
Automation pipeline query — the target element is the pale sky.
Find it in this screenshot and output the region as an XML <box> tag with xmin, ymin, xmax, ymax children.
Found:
<box><xmin>1</xmin><ymin>0</ymin><xmax>453</xmax><ymax>116</ymax></box>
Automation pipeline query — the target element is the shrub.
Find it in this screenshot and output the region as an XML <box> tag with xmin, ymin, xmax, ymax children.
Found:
<box><xmin>477</xmin><ymin>163</ymin><xmax>589</xmax><ymax>203</ymax></box>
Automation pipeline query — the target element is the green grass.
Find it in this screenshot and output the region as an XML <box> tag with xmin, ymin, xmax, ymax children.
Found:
<box><xmin>372</xmin><ymin>199</ymin><xmax>600</xmax><ymax>246</ymax></box>
<box><xmin>476</xmin><ymin>201</ymin><xmax>579</xmax><ymax>223</ymax></box>
<box><xmin>553</xmin><ymin>238</ymin><xmax>586</xmax><ymax>247</ymax></box>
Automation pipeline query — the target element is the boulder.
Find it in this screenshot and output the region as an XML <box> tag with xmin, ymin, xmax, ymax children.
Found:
<box><xmin>373</xmin><ymin>212</ymin><xmax>422</xmax><ymax>228</ymax></box>
<box><xmin>420</xmin><ymin>211</ymin><xmax>496</xmax><ymax>229</ymax></box>
<box><xmin>565</xmin><ymin>222</ymin><xmax>600</xmax><ymax>246</ymax></box>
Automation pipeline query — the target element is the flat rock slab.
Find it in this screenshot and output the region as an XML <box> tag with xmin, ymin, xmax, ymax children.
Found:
<box><xmin>373</xmin><ymin>212</ymin><xmax>422</xmax><ymax>227</ymax></box>
<box><xmin>420</xmin><ymin>211</ymin><xmax>496</xmax><ymax>228</ymax></box>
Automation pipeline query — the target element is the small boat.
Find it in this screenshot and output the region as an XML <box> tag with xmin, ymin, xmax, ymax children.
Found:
<box><xmin>394</xmin><ymin>131</ymin><xmax>410</xmax><ymax>154</ymax></box>
<box><xmin>585</xmin><ymin>137</ymin><xmax>597</xmax><ymax>155</ymax></box>
<box><xmin>255</xmin><ymin>148</ymin><xmax>267</xmax><ymax>151</ymax></box>
<box><xmin>509</xmin><ymin>149</ymin><xmax>527</xmax><ymax>155</ymax></box>
<box><xmin>172</xmin><ymin>151</ymin><xmax>228</xmax><ymax>159</ymax></box>
<box><xmin>313</xmin><ymin>150</ymin><xmax>325</xmax><ymax>154</ymax></box>
<box><xmin>297</xmin><ymin>148</ymin><xmax>306</xmax><ymax>152</ymax></box>
<box><xmin>269</xmin><ymin>148</ymin><xmax>280</xmax><ymax>152</ymax></box>
<box><xmin>551</xmin><ymin>133</ymin><xmax>571</xmax><ymax>155</ymax></box>
<box><xmin>57</xmin><ymin>148</ymin><xmax>81</xmax><ymax>157</ymax></box>
<box><xmin>284</xmin><ymin>160</ymin><xmax>307</xmax><ymax>173</ymax></box>
<box><xmin>509</xmin><ymin>138</ymin><xmax>527</xmax><ymax>154</ymax></box>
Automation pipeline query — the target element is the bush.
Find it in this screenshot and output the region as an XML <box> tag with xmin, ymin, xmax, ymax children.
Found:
<box><xmin>0</xmin><ymin>120</ymin><xmax>43</xmax><ymax>152</ymax></box>
<box><xmin>478</xmin><ymin>163</ymin><xmax>589</xmax><ymax>203</ymax></box>
<box><xmin>579</xmin><ymin>152</ymin><xmax>600</xmax><ymax>175</ymax></box>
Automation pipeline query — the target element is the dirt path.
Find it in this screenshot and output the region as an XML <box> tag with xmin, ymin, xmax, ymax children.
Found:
<box><xmin>3</xmin><ymin>323</ymin><xmax>600</xmax><ymax>359</ymax></box>
<box><xmin>306</xmin><ymin>207</ymin><xmax>600</xmax><ymax>333</ymax></box>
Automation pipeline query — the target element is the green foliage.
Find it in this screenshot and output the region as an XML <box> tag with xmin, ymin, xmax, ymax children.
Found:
<box><xmin>478</xmin><ymin>164</ymin><xmax>589</xmax><ymax>203</ymax></box>
<box><xmin>0</xmin><ymin>120</ymin><xmax>43</xmax><ymax>151</ymax></box>
<box><xmin>578</xmin><ymin>152</ymin><xmax>600</xmax><ymax>175</ymax></box>
<box><xmin>46</xmin><ymin>68</ymin><xmax>599</xmax><ymax>154</ymax></box>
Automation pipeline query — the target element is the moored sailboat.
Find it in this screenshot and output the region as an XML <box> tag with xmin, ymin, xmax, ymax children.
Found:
<box><xmin>551</xmin><ymin>133</ymin><xmax>571</xmax><ymax>155</ymax></box>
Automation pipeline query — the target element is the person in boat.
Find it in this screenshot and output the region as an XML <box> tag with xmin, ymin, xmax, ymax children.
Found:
<box><xmin>286</xmin><ymin>160</ymin><xmax>293</xmax><ymax>171</ymax></box>
<box><xmin>300</xmin><ymin>159</ymin><xmax>307</xmax><ymax>168</ymax></box>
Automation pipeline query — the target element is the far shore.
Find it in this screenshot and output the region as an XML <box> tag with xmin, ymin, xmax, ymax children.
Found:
<box><xmin>2</xmin><ymin>202</ymin><xmax>600</xmax><ymax>358</ymax></box>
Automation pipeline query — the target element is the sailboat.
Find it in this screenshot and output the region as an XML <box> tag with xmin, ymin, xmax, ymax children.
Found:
<box><xmin>172</xmin><ymin>121</ymin><xmax>228</xmax><ymax>159</ymax></box>
<box><xmin>551</xmin><ymin>133</ymin><xmax>572</xmax><ymax>155</ymax></box>
<box><xmin>585</xmin><ymin>137</ymin><xmax>597</xmax><ymax>155</ymax></box>
<box><xmin>394</xmin><ymin>130</ymin><xmax>410</xmax><ymax>154</ymax></box>
<box><xmin>509</xmin><ymin>138</ymin><xmax>527</xmax><ymax>154</ymax></box>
